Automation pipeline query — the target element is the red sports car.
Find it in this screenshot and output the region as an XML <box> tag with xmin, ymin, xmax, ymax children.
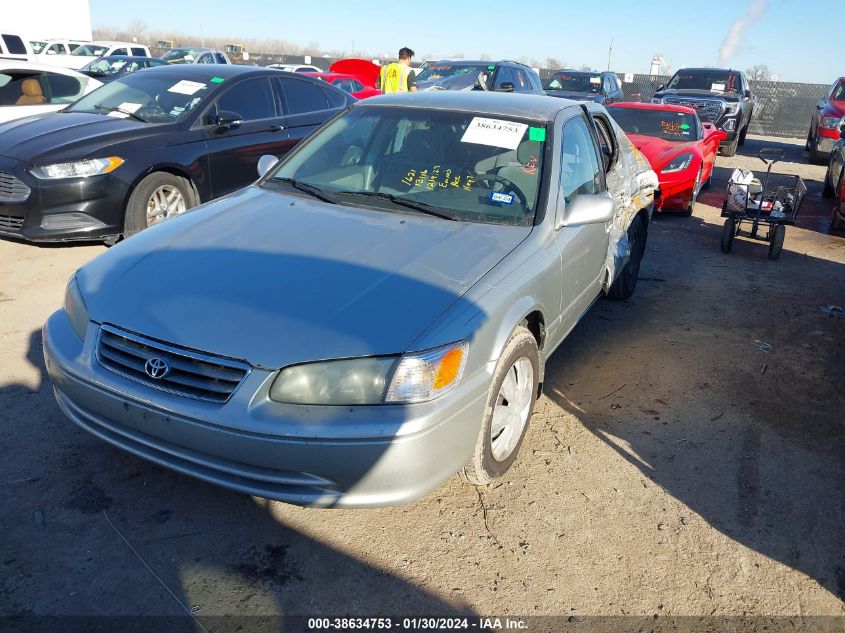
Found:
<box><xmin>608</xmin><ymin>102</ymin><xmax>726</xmax><ymax>215</ymax></box>
<box><xmin>302</xmin><ymin>72</ymin><xmax>380</xmax><ymax>99</ymax></box>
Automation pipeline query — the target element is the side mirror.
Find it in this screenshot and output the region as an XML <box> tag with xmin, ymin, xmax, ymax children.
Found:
<box><xmin>496</xmin><ymin>82</ymin><xmax>515</xmax><ymax>93</ymax></box>
<box><xmin>656</xmin><ymin>84</ymin><xmax>665</xmax><ymax>92</ymax></box>
<box><xmin>215</xmin><ymin>110</ymin><xmax>243</xmax><ymax>130</ymax></box>
<box><xmin>257</xmin><ymin>154</ymin><xmax>279</xmax><ymax>178</ymax></box>
<box><xmin>555</xmin><ymin>193</ymin><xmax>615</xmax><ymax>229</ymax></box>
<box><xmin>744</xmin><ymin>89</ymin><xmax>752</xmax><ymax>98</ymax></box>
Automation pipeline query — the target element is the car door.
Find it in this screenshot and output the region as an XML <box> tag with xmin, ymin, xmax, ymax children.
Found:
<box><xmin>554</xmin><ymin>112</ymin><xmax>610</xmax><ymax>331</ymax></box>
<box><xmin>275</xmin><ymin>75</ymin><xmax>343</xmax><ymax>150</ymax></box>
<box><xmin>202</xmin><ymin>75</ymin><xmax>288</xmax><ymax>197</ymax></box>
<box><xmin>699</xmin><ymin>118</ymin><xmax>720</xmax><ymax>177</ymax></box>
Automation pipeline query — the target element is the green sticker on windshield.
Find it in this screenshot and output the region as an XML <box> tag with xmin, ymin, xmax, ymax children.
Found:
<box><xmin>210</xmin><ymin>76</ymin><xmax>224</xmax><ymax>83</ymax></box>
<box><xmin>680</xmin><ymin>123</ymin><xmax>690</xmax><ymax>130</ymax></box>
<box><xmin>487</xmin><ymin>65</ymin><xmax>496</xmax><ymax>70</ymax></box>
<box><xmin>529</xmin><ymin>126</ymin><xmax>546</xmax><ymax>142</ymax></box>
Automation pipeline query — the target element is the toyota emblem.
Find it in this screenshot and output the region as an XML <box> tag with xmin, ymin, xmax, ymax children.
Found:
<box><xmin>144</xmin><ymin>357</ymin><xmax>170</xmax><ymax>380</ymax></box>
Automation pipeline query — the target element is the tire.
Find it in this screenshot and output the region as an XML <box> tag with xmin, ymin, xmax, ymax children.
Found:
<box><xmin>738</xmin><ymin>125</ymin><xmax>748</xmax><ymax>146</ymax></box>
<box><xmin>124</xmin><ymin>172</ymin><xmax>196</xmax><ymax>237</ymax></box>
<box><xmin>768</xmin><ymin>224</ymin><xmax>785</xmax><ymax>260</ymax></box>
<box><xmin>721</xmin><ymin>218</ymin><xmax>735</xmax><ymax>253</ymax></box>
<box><xmin>607</xmin><ymin>214</ymin><xmax>646</xmax><ymax>301</ymax></box>
<box><xmin>808</xmin><ymin>134</ymin><xmax>825</xmax><ymax>165</ymax></box>
<box><xmin>683</xmin><ymin>168</ymin><xmax>702</xmax><ymax>217</ymax></box>
<box><xmin>721</xmin><ymin>138</ymin><xmax>738</xmax><ymax>157</ymax></box>
<box><xmin>462</xmin><ymin>326</ymin><xmax>539</xmax><ymax>485</ymax></box>
<box><xmin>822</xmin><ymin>167</ymin><xmax>834</xmax><ymax>198</ymax></box>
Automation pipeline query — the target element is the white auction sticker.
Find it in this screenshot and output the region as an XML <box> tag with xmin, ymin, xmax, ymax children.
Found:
<box><xmin>590</xmin><ymin>77</ymin><xmax>601</xmax><ymax>84</ymax></box>
<box><xmin>711</xmin><ymin>83</ymin><xmax>726</xmax><ymax>92</ymax></box>
<box><xmin>461</xmin><ymin>117</ymin><xmax>527</xmax><ymax>150</ymax></box>
<box><xmin>107</xmin><ymin>102</ymin><xmax>143</xmax><ymax>118</ymax></box>
<box><xmin>167</xmin><ymin>80</ymin><xmax>207</xmax><ymax>95</ymax></box>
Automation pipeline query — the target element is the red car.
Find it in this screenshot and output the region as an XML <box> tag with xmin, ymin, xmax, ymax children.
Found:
<box><xmin>807</xmin><ymin>77</ymin><xmax>845</xmax><ymax>163</ymax></box>
<box><xmin>609</xmin><ymin>102</ymin><xmax>727</xmax><ymax>215</ymax></box>
<box><xmin>303</xmin><ymin>72</ymin><xmax>380</xmax><ymax>99</ymax></box>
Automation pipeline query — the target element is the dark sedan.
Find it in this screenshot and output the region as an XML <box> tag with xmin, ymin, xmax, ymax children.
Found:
<box><xmin>0</xmin><ymin>65</ymin><xmax>355</xmax><ymax>242</ymax></box>
<box><xmin>80</xmin><ymin>55</ymin><xmax>167</xmax><ymax>83</ymax></box>
<box><xmin>822</xmin><ymin>125</ymin><xmax>845</xmax><ymax>230</ymax></box>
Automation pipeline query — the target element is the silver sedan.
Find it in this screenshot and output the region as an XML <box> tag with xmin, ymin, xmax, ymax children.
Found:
<box><xmin>43</xmin><ymin>92</ymin><xmax>657</xmax><ymax>507</ymax></box>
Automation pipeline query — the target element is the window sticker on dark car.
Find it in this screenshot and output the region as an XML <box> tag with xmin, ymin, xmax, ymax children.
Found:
<box><xmin>168</xmin><ymin>80</ymin><xmax>206</xmax><ymax>95</ymax></box>
<box><xmin>461</xmin><ymin>117</ymin><xmax>528</xmax><ymax>150</ymax></box>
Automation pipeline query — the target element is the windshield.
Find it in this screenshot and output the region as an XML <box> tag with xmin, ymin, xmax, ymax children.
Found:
<box><xmin>160</xmin><ymin>48</ymin><xmax>202</xmax><ymax>64</ymax></box>
<box><xmin>610</xmin><ymin>107</ymin><xmax>699</xmax><ymax>141</ymax></box>
<box><xmin>831</xmin><ymin>81</ymin><xmax>845</xmax><ymax>101</ymax></box>
<box><xmin>67</xmin><ymin>72</ymin><xmax>213</xmax><ymax>122</ymax></box>
<box><xmin>666</xmin><ymin>70</ymin><xmax>741</xmax><ymax>93</ymax></box>
<box><xmin>73</xmin><ymin>44</ymin><xmax>109</xmax><ymax>56</ymax></box>
<box><xmin>543</xmin><ymin>72</ymin><xmax>601</xmax><ymax>93</ymax></box>
<box><xmin>416</xmin><ymin>64</ymin><xmax>491</xmax><ymax>82</ymax></box>
<box><xmin>82</xmin><ymin>58</ymin><xmax>143</xmax><ymax>76</ymax></box>
<box><xmin>265</xmin><ymin>106</ymin><xmax>547</xmax><ymax>226</ymax></box>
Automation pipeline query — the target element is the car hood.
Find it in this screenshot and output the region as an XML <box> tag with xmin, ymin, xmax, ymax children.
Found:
<box><xmin>0</xmin><ymin>112</ymin><xmax>161</xmax><ymax>164</ymax></box>
<box><xmin>417</xmin><ymin>73</ymin><xmax>479</xmax><ymax>91</ymax></box>
<box><xmin>626</xmin><ymin>134</ymin><xmax>700</xmax><ymax>172</ymax></box>
<box><xmin>77</xmin><ymin>187</ymin><xmax>532</xmax><ymax>369</ymax></box>
<box><xmin>656</xmin><ymin>88</ymin><xmax>740</xmax><ymax>102</ymax></box>
<box><xmin>544</xmin><ymin>90</ymin><xmax>602</xmax><ymax>102</ymax></box>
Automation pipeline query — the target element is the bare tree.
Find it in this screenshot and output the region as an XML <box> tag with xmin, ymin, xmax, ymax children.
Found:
<box><xmin>479</xmin><ymin>52</ymin><xmax>491</xmax><ymax>61</ymax></box>
<box><xmin>746</xmin><ymin>64</ymin><xmax>771</xmax><ymax>81</ymax></box>
<box><xmin>126</xmin><ymin>19</ymin><xmax>148</xmax><ymax>42</ymax></box>
<box><xmin>578</xmin><ymin>64</ymin><xmax>593</xmax><ymax>71</ymax></box>
<box><xmin>545</xmin><ymin>57</ymin><xmax>565</xmax><ymax>70</ymax></box>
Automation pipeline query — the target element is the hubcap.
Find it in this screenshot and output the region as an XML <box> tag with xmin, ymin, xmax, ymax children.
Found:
<box><xmin>490</xmin><ymin>357</ymin><xmax>534</xmax><ymax>461</ymax></box>
<box><xmin>146</xmin><ymin>185</ymin><xmax>186</xmax><ymax>226</ymax></box>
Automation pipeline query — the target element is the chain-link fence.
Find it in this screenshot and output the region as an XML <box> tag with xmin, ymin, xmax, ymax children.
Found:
<box><xmin>150</xmin><ymin>49</ymin><xmax>827</xmax><ymax>139</ymax></box>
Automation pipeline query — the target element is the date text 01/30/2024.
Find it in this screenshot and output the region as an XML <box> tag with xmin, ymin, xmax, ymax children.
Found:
<box><xmin>306</xmin><ymin>617</ymin><xmax>528</xmax><ymax>630</ymax></box>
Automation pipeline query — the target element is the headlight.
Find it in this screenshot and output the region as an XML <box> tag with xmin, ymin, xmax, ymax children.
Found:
<box><xmin>661</xmin><ymin>152</ymin><xmax>695</xmax><ymax>173</ymax></box>
<box><xmin>385</xmin><ymin>341</ymin><xmax>467</xmax><ymax>403</ymax></box>
<box><xmin>270</xmin><ymin>356</ymin><xmax>397</xmax><ymax>405</ymax></box>
<box><xmin>268</xmin><ymin>341</ymin><xmax>468</xmax><ymax>406</ymax></box>
<box><xmin>31</xmin><ymin>157</ymin><xmax>125</xmax><ymax>180</ymax></box>
<box><xmin>64</xmin><ymin>276</ymin><xmax>89</xmax><ymax>340</ymax></box>
<box><xmin>820</xmin><ymin>116</ymin><xmax>843</xmax><ymax>129</ymax></box>
<box><xmin>723</xmin><ymin>102</ymin><xmax>741</xmax><ymax>116</ymax></box>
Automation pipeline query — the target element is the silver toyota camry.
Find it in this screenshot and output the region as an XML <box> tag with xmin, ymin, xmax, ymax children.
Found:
<box><xmin>43</xmin><ymin>92</ymin><xmax>657</xmax><ymax>507</ymax></box>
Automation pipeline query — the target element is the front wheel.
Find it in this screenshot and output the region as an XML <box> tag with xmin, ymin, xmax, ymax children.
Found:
<box><xmin>738</xmin><ymin>124</ymin><xmax>748</xmax><ymax>146</ymax></box>
<box><xmin>721</xmin><ymin>138</ymin><xmax>738</xmax><ymax>157</ymax></box>
<box><xmin>462</xmin><ymin>326</ymin><xmax>539</xmax><ymax>485</ymax></box>
<box><xmin>124</xmin><ymin>172</ymin><xmax>196</xmax><ymax>237</ymax></box>
<box><xmin>768</xmin><ymin>224</ymin><xmax>785</xmax><ymax>260</ymax></box>
<box><xmin>683</xmin><ymin>168</ymin><xmax>702</xmax><ymax>217</ymax></box>
<box><xmin>607</xmin><ymin>215</ymin><xmax>646</xmax><ymax>301</ymax></box>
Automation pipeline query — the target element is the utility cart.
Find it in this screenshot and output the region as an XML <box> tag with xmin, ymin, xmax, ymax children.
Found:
<box><xmin>720</xmin><ymin>148</ymin><xmax>807</xmax><ymax>260</ymax></box>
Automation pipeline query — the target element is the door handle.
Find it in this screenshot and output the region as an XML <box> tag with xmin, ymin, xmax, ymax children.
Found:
<box><xmin>267</xmin><ymin>125</ymin><xmax>284</xmax><ymax>132</ymax></box>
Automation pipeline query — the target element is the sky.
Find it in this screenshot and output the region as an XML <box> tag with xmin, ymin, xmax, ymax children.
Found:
<box><xmin>89</xmin><ymin>0</ymin><xmax>838</xmax><ymax>84</ymax></box>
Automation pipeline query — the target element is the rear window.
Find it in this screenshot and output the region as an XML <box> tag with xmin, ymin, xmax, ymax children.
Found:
<box><xmin>131</xmin><ymin>47</ymin><xmax>147</xmax><ymax>57</ymax></box>
<box><xmin>543</xmin><ymin>72</ymin><xmax>601</xmax><ymax>93</ymax></box>
<box><xmin>280</xmin><ymin>77</ymin><xmax>329</xmax><ymax>114</ymax></box>
<box><xmin>2</xmin><ymin>34</ymin><xmax>27</xmax><ymax>55</ymax></box>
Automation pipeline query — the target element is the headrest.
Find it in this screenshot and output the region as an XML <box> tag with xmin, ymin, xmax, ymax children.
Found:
<box><xmin>517</xmin><ymin>139</ymin><xmax>542</xmax><ymax>164</ymax></box>
<box><xmin>22</xmin><ymin>79</ymin><xmax>43</xmax><ymax>97</ymax></box>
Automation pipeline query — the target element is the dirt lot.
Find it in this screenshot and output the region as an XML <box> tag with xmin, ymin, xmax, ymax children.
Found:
<box><xmin>1</xmin><ymin>135</ymin><xmax>843</xmax><ymax>629</ymax></box>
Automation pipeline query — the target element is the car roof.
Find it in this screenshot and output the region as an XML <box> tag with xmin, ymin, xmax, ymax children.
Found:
<box><xmin>359</xmin><ymin>91</ymin><xmax>575</xmax><ymax>121</ymax></box>
<box><xmin>131</xmin><ymin>64</ymin><xmax>271</xmax><ymax>80</ymax></box>
<box><xmin>166</xmin><ymin>47</ymin><xmax>221</xmax><ymax>53</ymax></box>
<box><xmin>303</xmin><ymin>72</ymin><xmax>355</xmax><ymax>79</ymax></box>
<box><xmin>0</xmin><ymin>59</ymin><xmax>86</xmax><ymax>75</ymax></box>
<box><xmin>100</xmin><ymin>55</ymin><xmax>164</xmax><ymax>62</ymax></box>
<box><xmin>674</xmin><ymin>67</ymin><xmax>738</xmax><ymax>73</ymax></box>
<box><xmin>89</xmin><ymin>41</ymin><xmax>146</xmax><ymax>47</ymax></box>
<box><xmin>609</xmin><ymin>101</ymin><xmax>697</xmax><ymax>116</ymax></box>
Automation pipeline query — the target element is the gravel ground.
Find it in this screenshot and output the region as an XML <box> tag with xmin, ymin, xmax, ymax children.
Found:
<box><xmin>1</xmin><ymin>134</ymin><xmax>843</xmax><ymax>629</ymax></box>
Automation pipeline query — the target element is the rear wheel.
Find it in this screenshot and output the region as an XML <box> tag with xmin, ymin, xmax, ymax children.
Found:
<box><xmin>822</xmin><ymin>166</ymin><xmax>834</xmax><ymax>198</ymax></box>
<box><xmin>768</xmin><ymin>224</ymin><xmax>785</xmax><ymax>260</ymax></box>
<box><xmin>124</xmin><ymin>172</ymin><xmax>195</xmax><ymax>237</ymax></box>
<box><xmin>721</xmin><ymin>218</ymin><xmax>736</xmax><ymax>253</ymax></box>
<box><xmin>808</xmin><ymin>133</ymin><xmax>825</xmax><ymax>164</ymax></box>
<box><xmin>462</xmin><ymin>326</ymin><xmax>539</xmax><ymax>485</ymax></box>
<box><xmin>607</xmin><ymin>215</ymin><xmax>646</xmax><ymax>300</ymax></box>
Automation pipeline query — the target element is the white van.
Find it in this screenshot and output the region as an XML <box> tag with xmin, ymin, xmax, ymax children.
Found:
<box><xmin>41</xmin><ymin>41</ymin><xmax>150</xmax><ymax>69</ymax></box>
<box><xmin>0</xmin><ymin>33</ymin><xmax>34</xmax><ymax>62</ymax></box>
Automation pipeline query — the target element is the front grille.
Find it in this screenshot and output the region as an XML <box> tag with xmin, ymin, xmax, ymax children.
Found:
<box><xmin>663</xmin><ymin>98</ymin><xmax>724</xmax><ymax>123</ymax></box>
<box><xmin>96</xmin><ymin>325</ymin><xmax>249</xmax><ymax>403</ymax></box>
<box><xmin>0</xmin><ymin>214</ymin><xmax>24</xmax><ymax>231</ymax></box>
<box><xmin>0</xmin><ymin>171</ymin><xmax>30</xmax><ymax>202</ymax></box>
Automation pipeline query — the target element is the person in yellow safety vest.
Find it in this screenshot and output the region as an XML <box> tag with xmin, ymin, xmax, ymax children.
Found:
<box><xmin>377</xmin><ymin>47</ymin><xmax>418</xmax><ymax>94</ymax></box>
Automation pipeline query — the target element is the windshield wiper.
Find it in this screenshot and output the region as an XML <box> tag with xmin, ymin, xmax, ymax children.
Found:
<box><xmin>338</xmin><ymin>191</ymin><xmax>457</xmax><ymax>221</ymax></box>
<box><xmin>93</xmin><ymin>104</ymin><xmax>145</xmax><ymax>122</ymax></box>
<box><xmin>271</xmin><ymin>178</ymin><xmax>339</xmax><ymax>204</ymax></box>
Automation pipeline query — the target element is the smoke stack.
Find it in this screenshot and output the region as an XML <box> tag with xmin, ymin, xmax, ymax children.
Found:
<box><xmin>718</xmin><ymin>0</ymin><xmax>769</xmax><ymax>65</ymax></box>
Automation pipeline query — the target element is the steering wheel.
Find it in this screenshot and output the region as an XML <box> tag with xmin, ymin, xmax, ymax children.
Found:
<box><xmin>475</xmin><ymin>172</ymin><xmax>529</xmax><ymax>207</ymax></box>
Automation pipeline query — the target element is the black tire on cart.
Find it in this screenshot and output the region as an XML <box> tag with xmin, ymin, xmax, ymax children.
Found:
<box><xmin>721</xmin><ymin>218</ymin><xmax>735</xmax><ymax>253</ymax></box>
<box><xmin>768</xmin><ymin>224</ymin><xmax>785</xmax><ymax>260</ymax></box>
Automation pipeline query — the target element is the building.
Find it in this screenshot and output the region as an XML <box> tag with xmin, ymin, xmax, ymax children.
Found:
<box><xmin>5</xmin><ymin>1</ymin><xmax>92</xmax><ymax>42</ymax></box>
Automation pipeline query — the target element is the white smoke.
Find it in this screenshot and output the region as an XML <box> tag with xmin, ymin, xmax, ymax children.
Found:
<box><xmin>718</xmin><ymin>0</ymin><xmax>769</xmax><ymax>65</ymax></box>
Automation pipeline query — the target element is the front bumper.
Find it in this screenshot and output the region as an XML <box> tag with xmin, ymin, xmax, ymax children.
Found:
<box><xmin>654</xmin><ymin>170</ymin><xmax>698</xmax><ymax>211</ymax></box>
<box><xmin>814</xmin><ymin>134</ymin><xmax>837</xmax><ymax>157</ymax></box>
<box><xmin>0</xmin><ymin>156</ymin><xmax>128</xmax><ymax>242</ymax></box>
<box><xmin>43</xmin><ymin>311</ymin><xmax>490</xmax><ymax>508</ymax></box>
